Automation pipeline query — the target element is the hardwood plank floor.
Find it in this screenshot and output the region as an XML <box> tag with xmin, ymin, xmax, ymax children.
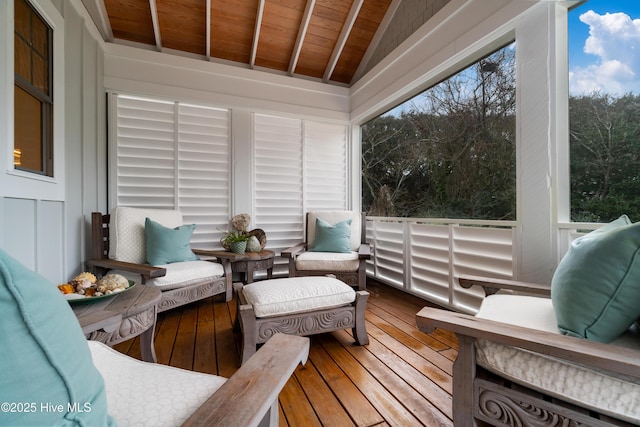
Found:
<box><xmin>113</xmin><ymin>280</ymin><xmax>457</xmax><ymax>426</ymax></box>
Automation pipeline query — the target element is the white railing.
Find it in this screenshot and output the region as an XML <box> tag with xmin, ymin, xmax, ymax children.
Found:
<box><xmin>365</xmin><ymin>217</ymin><xmax>604</xmax><ymax>314</ymax></box>
<box><xmin>366</xmin><ymin>216</ymin><xmax>518</xmax><ymax>314</ymax></box>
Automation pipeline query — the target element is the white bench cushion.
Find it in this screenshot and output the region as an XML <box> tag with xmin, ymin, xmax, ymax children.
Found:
<box><xmin>476</xmin><ymin>294</ymin><xmax>640</xmax><ymax>423</ymax></box>
<box><xmin>109</xmin><ymin>207</ymin><xmax>184</xmax><ymax>264</ymax></box>
<box><xmin>89</xmin><ymin>341</ymin><xmax>225</xmax><ymax>427</ymax></box>
<box><xmin>295</xmin><ymin>251</ymin><xmax>360</xmax><ymax>272</ymax></box>
<box><xmin>111</xmin><ymin>260</ymin><xmax>224</xmax><ymax>290</ymax></box>
<box><xmin>242</xmin><ymin>276</ymin><xmax>355</xmax><ymax>318</ymax></box>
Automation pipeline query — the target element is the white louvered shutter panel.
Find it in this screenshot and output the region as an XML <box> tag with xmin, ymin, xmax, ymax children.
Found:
<box><xmin>111</xmin><ymin>93</ymin><xmax>230</xmax><ymax>250</ymax></box>
<box><xmin>254</xmin><ymin>114</ymin><xmax>304</xmax><ymax>267</ymax></box>
<box><xmin>304</xmin><ymin>121</ymin><xmax>348</xmax><ymax>211</ymax></box>
<box><xmin>177</xmin><ymin>104</ymin><xmax>230</xmax><ymax>249</ymax></box>
<box><xmin>114</xmin><ymin>94</ymin><xmax>176</xmax><ymax>208</ymax></box>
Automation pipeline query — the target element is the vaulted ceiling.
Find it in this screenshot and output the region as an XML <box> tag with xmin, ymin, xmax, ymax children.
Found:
<box><xmin>81</xmin><ymin>0</ymin><xmax>401</xmax><ymax>86</ymax></box>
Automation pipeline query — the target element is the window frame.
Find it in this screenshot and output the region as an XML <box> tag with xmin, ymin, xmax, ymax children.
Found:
<box><xmin>13</xmin><ymin>0</ymin><xmax>54</xmax><ymax>177</ymax></box>
<box><xmin>0</xmin><ymin>0</ymin><xmax>65</xmax><ymax>201</ymax></box>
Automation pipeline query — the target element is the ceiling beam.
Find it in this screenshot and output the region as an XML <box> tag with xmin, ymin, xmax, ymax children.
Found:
<box><xmin>206</xmin><ymin>0</ymin><xmax>211</xmax><ymax>59</ymax></box>
<box><xmin>250</xmin><ymin>0</ymin><xmax>266</xmax><ymax>68</ymax></box>
<box><xmin>288</xmin><ymin>0</ymin><xmax>315</xmax><ymax>76</ymax></box>
<box><xmin>323</xmin><ymin>0</ymin><xmax>363</xmax><ymax>82</ymax></box>
<box><xmin>148</xmin><ymin>0</ymin><xmax>162</xmax><ymax>50</ymax></box>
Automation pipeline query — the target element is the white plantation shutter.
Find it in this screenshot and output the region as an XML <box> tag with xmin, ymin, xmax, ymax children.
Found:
<box><xmin>177</xmin><ymin>104</ymin><xmax>230</xmax><ymax>248</ymax></box>
<box><xmin>110</xmin><ymin>93</ymin><xmax>230</xmax><ymax>249</ymax></box>
<box><xmin>254</xmin><ymin>115</ymin><xmax>350</xmax><ymax>275</ymax></box>
<box><xmin>254</xmin><ymin>114</ymin><xmax>304</xmax><ymax>262</ymax></box>
<box><xmin>304</xmin><ymin>122</ymin><xmax>348</xmax><ymax>210</ymax></box>
<box><xmin>114</xmin><ymin>95</ymin><xmax>176</xmax><ymax>208</ymax></box>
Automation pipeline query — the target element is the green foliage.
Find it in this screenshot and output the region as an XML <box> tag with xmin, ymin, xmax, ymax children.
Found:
<box><xmin>221</xmin><ymin>230</ymin><xmax>248</xmax><ymax>243</ymax></box>
<box><xmin>362</xmin><ymin>44</ymin><xmax>640</xmax><ymax>223</ymax></box>
<box><xmin>569</xmin><ymin>92</ymin><xmax>640</xmax><ymax>222</ymax></box>
<box><xmin>362</xmin><ymin>46</ymin><xmax>516</xmax><ymax>220</ymax></box>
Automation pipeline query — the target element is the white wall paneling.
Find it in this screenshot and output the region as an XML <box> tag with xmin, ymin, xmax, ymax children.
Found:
<box><xmin>103</xmin><ymin>44</ymin><xmax>351</xmax><ymax>122</ymax></box>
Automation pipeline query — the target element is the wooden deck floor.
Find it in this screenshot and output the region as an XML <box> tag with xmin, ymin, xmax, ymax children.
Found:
<box><xmin>113</xmin><ymin>280</ymin><xmax>458</xmax><ymax>426</ymax></box>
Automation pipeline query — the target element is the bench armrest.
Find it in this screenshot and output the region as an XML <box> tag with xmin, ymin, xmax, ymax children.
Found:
<box><xmin>416</xmin><ymin>307</ymin><xmax>640</xmax><ymax>378</ymax></box>
<box><xmin>458</xmin><ymin>274</ymin><xmax>551</xmax><ymax>297</ymax></box>
<box><xmin>86</xmin><ymin>259</ymin><xmax>167</xmax><ymax>282</ymax></box>
<box><xmin>357</xmin><ymin>243</ymin><xmax>371</xmax><ymax>260</ymax></box>
<box><xmin>192</xmin><ymin>249</ymin><xmax>245</xmax><ymax>262</ymax></box>
<box><xmin>281</xmin><ymin>242</ymin><xmax>306</xmax><ymax>258</ymax></box>
<box><xmin>182</xmin><ymin>333</ymin><xmax>310</xmax><ymax>427</ymax></box>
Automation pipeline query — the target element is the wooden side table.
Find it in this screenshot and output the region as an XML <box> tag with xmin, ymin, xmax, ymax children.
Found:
<box><xmin>200</xmin><ymin>249</ymin><xmax>275</xmax><ymax>284</ymax></box>
<box><xmin>71</xmin><ymin>284</ymin><xmax>162</xmax><ymax>362</ymax></box>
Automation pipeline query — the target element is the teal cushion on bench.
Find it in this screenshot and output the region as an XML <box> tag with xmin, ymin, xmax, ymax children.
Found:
<box><xmin>0</xmin><ymin>249</ymin><xmax>114</xmax><ymax>426</ymax></box>
<box><xmin>144</xmin><ymin>217</ymin><xmax>199</xmax><ymax>265</ymax></box>
<box><xmin>310</xmin><ymin>218</ymin><xmax>352</xmax><ymax>253</ymax></box>
<box><xmin>551</xmin><ymin>215</ymin><xmax>640</xmax><ymax>343</ymax></box>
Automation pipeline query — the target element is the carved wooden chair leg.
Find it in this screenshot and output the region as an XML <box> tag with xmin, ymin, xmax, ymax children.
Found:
<box><xmin>453</xmin><ymin>334</ymin><xmax>477</xmax><ymax>427</ymax></box>
<box><xmin>238</xmin><ymin>304</ymin><xmax>258</xmax><ymax>364</ymax></box>
<box><xmin>353</xmin><ymin>291</ymin><xmax>370</xmax><ymax>345</ymax></box>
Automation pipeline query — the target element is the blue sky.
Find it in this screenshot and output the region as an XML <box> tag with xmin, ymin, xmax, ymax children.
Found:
<box><xmin>569</xmin><ymin>0</ymin><xmax>640</xmax><ymax>95</ymax></box>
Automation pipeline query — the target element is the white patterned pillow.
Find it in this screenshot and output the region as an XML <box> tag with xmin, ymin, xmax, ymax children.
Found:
<box><xmin>242</xmin><ymin>277</ymin><xmax>355</xmax><ymax>317</ymax></box>
<box><xmin>109</xmin><ymin>207</ymin><xmax>184</xmax><ymax>264</ymax></box>
<box><xmin>307</xmin><ymin>211</ymin><xmax>361</xmax><ymax>252</ymax></box>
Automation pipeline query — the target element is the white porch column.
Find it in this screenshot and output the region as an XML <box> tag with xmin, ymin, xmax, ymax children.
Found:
<box><xmin>515</xmin><ymin>3</ymin><xmax>568</xmax><ymax>283</ymax></box>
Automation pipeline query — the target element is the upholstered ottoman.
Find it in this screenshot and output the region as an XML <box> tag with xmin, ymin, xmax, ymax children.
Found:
<box><xmin>234</xmin><ymin>277</ymin><xmax>369</xmax><ymax>363</ymax></box>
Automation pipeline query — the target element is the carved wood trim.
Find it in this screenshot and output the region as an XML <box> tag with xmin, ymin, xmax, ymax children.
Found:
<box><xmin>158</xmin><ymin>279</ymin><xmax>227</xmax><ymax>312</ymax></box>
<box><xmin>86</xmin><ymin>306</ymin><xmax>156</xmax><ymax>346</ymax></box>
<box><xmin>474</xmin><ymin>378</ymin><xmax>614</xmax><ymax>427</ymax></box>
<box><xmin>256</xmin><ymin>307</ymin><xmax>355</xmax><ymax>342</ymax></box>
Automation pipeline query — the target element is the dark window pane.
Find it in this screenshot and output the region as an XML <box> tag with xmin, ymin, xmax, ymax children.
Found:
<box><xmin>14</xmin><ymin>0</ymin><xmax>30</xmax><ymax>40</ymax></box>
<box><xmin>32</xmin><ymin>16</ymin><xmax>48</xmax><ymax>58</ymax></box>
<box><xmin>14</xmin><ymin>86</ymin><xmax>43</xmax><ymax>172</ymax></box>
<box><xmin>14</xmin><ymin>37</ymin><xmax>30</xmax><ymax>81</ymax></box>
<box><xmin>32</xmin><ymin>54</ymin><xmax>48</xmax><ymax>94</ymax></box>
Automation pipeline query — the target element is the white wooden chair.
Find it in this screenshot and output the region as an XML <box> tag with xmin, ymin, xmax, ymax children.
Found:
<box><xmin>417</xmin><ymin>275</ymin><xmax>640</xmax><ymax>427</ymax></box>
<box><xmin>0</xmin><ymin>247</ymin><xmax>308</xmax><ymax>427</ymax></box>
<box><xmin>281</xmin><ymin>211</ymin><xmax>370</xmax><ymax>290</ymax></box>
<box><xmin>92</xmin><ymin>333</ymin><xmax>309</xmax><ymax>427</ymax></box>
<box><xmin>88</xmin><ymin>207</ymin><xmax>242</xmax><ymax>312</ymax></box>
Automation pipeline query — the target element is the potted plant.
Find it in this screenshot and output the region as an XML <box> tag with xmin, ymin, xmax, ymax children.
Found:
<box><xmin>220</xmin><ymin>230</ymin><xmax>249</xmax><ymax>253</ymax></box>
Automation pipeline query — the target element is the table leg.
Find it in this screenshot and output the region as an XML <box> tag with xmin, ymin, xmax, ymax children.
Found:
<box><xmin>246</xmin><ymin>263</ymin><xmax>255</xmax><ymax>284</ymax></box>
<box><xmin>139</xmin><ymin>308</ymin><xmax>158</xmax><ymax>363</ymax></box>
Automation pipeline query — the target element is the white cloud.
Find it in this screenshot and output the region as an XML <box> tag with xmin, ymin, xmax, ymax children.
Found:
<box><xmin>569</xmin><ymin>10</ymin><xmax>640</xmax><ymax>95</ymax></box>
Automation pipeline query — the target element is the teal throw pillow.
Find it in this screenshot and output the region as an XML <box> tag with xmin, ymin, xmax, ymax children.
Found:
<box><xmin>551</xmin><ymin>214</ymin><xmax>640</xmax><ymax>342</ymax></box>
<box><xmin>145</xmin><ymin>217</ymin><xmax>199</xmax><ymax>265</ymax></box>
<box><xmin>0</xmin><ymin>248</ymin><xmax>115</xmax><ymax>426</ymax></box>
<box><xmin>310</xmin><ymin>218</ymin><xmax>352</xmax><ymax>253</ymax></box>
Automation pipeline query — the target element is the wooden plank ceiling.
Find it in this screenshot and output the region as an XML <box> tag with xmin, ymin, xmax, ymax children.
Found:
<box><xmin>84</xmin><ymin>0</ymin><xmax>396</xmax><ymax>86</ymax></box>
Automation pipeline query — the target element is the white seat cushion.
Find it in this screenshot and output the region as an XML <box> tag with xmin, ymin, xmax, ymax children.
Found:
<box><xmin>109</xmin><ymin>207</ymin><xmax>184</xmax><ymax>264</ymax></box>
<box><xmin>111</xmin><ymin>260</ymin><xmax>224</xmax><ymax>290</ymax></box>
<box><xmin>89</xmin><ymin>341</ymin><xmax>226</xmax><ymax>427</ymax></box>
<box><xmin>475</xmin><ymin>294</ymin><xmax>640</xmax><ymax>423</ymax></box>
<box><xmin>295</xmin><ymin>251</ymin><xmax>360</xmax><ymax>272</ymax></box>
<box><xmin>242</xmin><ymin>276</ymin><xmax>356</xmax><ymax>318</ymax></box>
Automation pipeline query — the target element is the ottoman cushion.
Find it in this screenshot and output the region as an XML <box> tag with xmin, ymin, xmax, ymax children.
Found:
<box><xmin>242</xmin><ymin>277</ymin><xmax>356</xmax><ymax>318</ymax></box>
